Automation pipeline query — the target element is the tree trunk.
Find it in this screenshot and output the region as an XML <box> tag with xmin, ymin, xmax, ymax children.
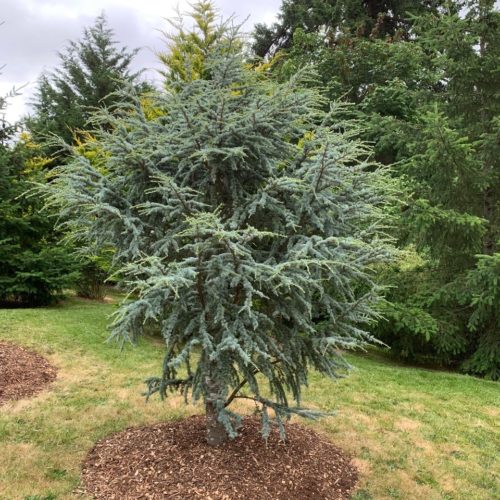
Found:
<box><xmin>483</xmin><ymin>185</ymin><xmax>494</xmax><ymax>255</ymax></box>
<box><xmin>205</xmin><ymin>376</ymin><xmax>227</xmax><ymax>446</ymax></box>
<box><xmin>478</xmin><ymin>1</ymin><xmax>495</xmax><ymax>257</ymax></box>
<box><xmin>205</xmin><ymin>398</ymin><xmax>227</xmax><ymax>446</ymax></box>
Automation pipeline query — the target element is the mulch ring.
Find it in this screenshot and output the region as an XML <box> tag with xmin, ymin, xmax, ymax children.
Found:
<box><xmin>82</xmin><ymin>415</ymin><xmax>358</xmax><ymax>499</ymax></box>
<box><xmin>0</xmin><ymin>341</ymin><xmax>57</xmax><ymax>405</ymax></box>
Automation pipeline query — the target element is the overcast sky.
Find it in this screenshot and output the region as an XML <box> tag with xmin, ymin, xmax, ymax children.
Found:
<box><xmin>0</xmin><ymin>0</ymin><xmax>281</xmax><ymax>123</ymax></box>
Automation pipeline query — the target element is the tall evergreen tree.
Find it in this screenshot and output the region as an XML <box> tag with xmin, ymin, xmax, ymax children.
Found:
<box><xmin>28</xmin><ymin>14</ymin><xmax>149</xmax><ymax>299</ymax></box>
<box><xmin>396</xmin><ymin>0</ymin><xmax>500</xmax><ymax>377</ymax></box>
<box><xmin>45</xmin><ymin>28</ymin><xmax>393</xmax><ymax>444</ymax></box>
<box><xmin>0</xmin><ymin>71</ymin><xmax>77</xmax><ymax>306</ymax></box>
<box><xmin>28</xmin><ymin>13</ymin><xmax>146</xmax><ymax>153</ymax></box>
<box><xmin>378</xmin><ymin>1</ymin><xmax>499</xmax><ymax>377</ymax></box>
<box><xmin>262</xmin><ymin>0</ymin><xmax>499</xmax><ymax>377</ymax></box>
<box><xmin>414</xmin><ymin>0</ymin><xmax>499</xmax><ymax>257</ymax></box>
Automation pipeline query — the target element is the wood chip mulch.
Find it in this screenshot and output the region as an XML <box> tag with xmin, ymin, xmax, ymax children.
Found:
<box><xmin>82</xmin><ymin>415</ymin><xmax>358</xmax><ymax>500</ymax></box>
<box><xmin>0</xmin><ymin>341</ymin><xmax>57</xmax><ymax>405</ymax></box>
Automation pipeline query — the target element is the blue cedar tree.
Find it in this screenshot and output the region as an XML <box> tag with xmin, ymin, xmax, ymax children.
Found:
<box><xmin>45</xmin><ymin>37</ymin><xmax>393</xmax><ymax>444</ymax></box>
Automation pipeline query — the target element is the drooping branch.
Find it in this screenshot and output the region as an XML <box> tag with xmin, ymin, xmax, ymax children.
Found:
<box><xmin>144</xmin><ymin>374</ymin><xmax>194</xmax><ymax>400</ymax></box>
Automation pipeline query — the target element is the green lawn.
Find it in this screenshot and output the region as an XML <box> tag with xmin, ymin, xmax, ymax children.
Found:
<box><xmin>0</xmin><ymin>297</ymin><xmax>498</xmax><ymax>499</ymax></box>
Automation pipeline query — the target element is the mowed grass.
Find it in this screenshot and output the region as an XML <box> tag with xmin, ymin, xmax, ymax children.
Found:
<box><xmin>0</xmin><ymin>297</ymin><xmax>498</xmax><ymax>500</ymax></box>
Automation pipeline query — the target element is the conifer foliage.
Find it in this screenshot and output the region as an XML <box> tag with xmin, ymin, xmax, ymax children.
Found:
<box><xmin>0</xmin><ymin>72</ymin><xmax>77</xmax><ymax>306</ymax></box>
<box><xmin>28</xmin><ymin>14</ymin><xmax>148</xmax><ymax>300</ymax></box>
<box><xmin>157</xmin><ymin>1</ymin><xmax>228</xmax><ymax>84</ymax></box>
<box><xmin>261</xmin><ymin>0</ymin><xmax>499</xmax><ymax>378</ymax></box>
<box><xmin>252</xmin><ymin>0</ymin><xmax>445</xmax><ymax>58</ymax></box>
<box><xmin>29</xmin><ymin>14</ymin><xmax>145</xmax><ymax>153</ymax></box>
<box><xmin>46</xmin><ymin>34</ymin><xmax>392</xmax><ymax>444</ymax></box>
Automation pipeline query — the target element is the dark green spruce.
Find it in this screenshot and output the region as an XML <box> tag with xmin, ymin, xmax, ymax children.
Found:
<box><xmin>0</xmin><ymin>72</ymin><xmax>77</xmax><ymax>306</ymax></box>
<box><xmin>28</xmin><ymin>14</ymin><xmax>149</xmax><ymax>300</ymax></box>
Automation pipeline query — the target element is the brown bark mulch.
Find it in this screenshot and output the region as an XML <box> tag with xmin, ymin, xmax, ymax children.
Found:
<box><xmin>0</xmin><ymin>341</ymin><xmax>57</xmax><ymax>405</ymax></box>
<box><xmin>82</xmin><ymin>415</ymin><xmax>358</xmax><ymax>500</ymax></box>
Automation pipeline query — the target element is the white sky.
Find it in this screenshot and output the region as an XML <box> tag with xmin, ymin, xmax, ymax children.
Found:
<box><xmin>0</xmin><ymin>0</ymin><xmax>281</xmax><ymax>123</ymax></box>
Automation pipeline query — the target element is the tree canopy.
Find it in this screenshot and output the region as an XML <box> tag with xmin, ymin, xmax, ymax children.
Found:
<box><xmin>252</xmin><ymin>0</ymin><xmax>447</xmax><ymax>58</ymax></box>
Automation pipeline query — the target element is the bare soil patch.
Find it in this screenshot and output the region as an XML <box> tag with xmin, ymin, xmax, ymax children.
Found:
<box><xmin>0</xmin><ymin>341</ymin><xmax>57</xmax><ymax>405</ymax></box>
<box><xmin>82</xmin><ymin>415</ymin><xmax>358</xmax><ymax>499</ymax></box>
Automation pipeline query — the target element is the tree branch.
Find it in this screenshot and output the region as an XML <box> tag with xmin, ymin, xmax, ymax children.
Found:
<box><xmin>224</xmin><ymin>359</ymin><xmax>281</xmax><ymax>408</ymax></box>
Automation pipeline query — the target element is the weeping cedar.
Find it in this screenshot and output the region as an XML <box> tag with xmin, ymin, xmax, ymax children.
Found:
<box><xmin>45</xmin><ymin>37</ymin><xmax>393</xmax><ymax>445</ymax></box>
